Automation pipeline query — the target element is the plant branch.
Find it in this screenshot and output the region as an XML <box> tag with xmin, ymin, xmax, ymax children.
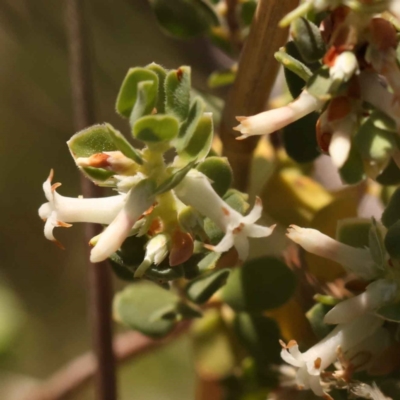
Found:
<box><xmin>65</xmin><ymin>1</ymin><xmax>117</xmax><ymax>399</ymax></box>
<box><xmin>25</xmin><ymin>322</ymin><xmax>190</xmax><ymax>400</ymax></box>
<box><xmin>225</xmin><ymin>0</ymin><xmax>241</xmax><ymax>52</ymax></box>
<box><xmin>220</xmin><ymin>0</ymin><xmax>299</xmax><ymax>191</ymax></box>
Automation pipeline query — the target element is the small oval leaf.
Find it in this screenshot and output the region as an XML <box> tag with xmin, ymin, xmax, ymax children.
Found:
<box><xmin>133</xmin><ymin>115</ymin><xmax>179</xmax><ymax>143</ymax></box>
<box><xmin>221</xmin><ymin>257</ymin><xmax>296</xmax><ymax>313</ymax></box>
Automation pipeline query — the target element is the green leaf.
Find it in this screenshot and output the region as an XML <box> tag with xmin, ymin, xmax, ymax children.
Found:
<box><xmin>382</xmin><ymin>187</ymin><xmax>400</xmax><ymax>228</ymax></box>
<box><xmin>113</xmin><ymin>281</ymin><xmax>178</xmax><ymax>338</ymax></box>
<box><xmin>369</xmin><ymin>218</ymin><xmax>386</xmax><ymax>269</ymax></box>
<box><xmin>275</xmin><ymin>48</ymin><xmax>313</xmax><ymax>82</ymax></box>
<box><xmin>148</xmin><ymin>0</ymin><xmax>219</xmax><ymax>38</ymax></box>
<box><xmin>116</xmin><ymin>68</ymin><xmax>159</xmax><ymax>118</ymax></box>
<box><xmin>223</xmin><ymin>189</ymin><xmax>249</xmax><ymax>215</ymax></box>
<box><xmin>133</xmin><ymin>115</ymin><xmax>179</xmax><ymax>143</ymax></box>
<box><xmin>177</xmin><ymin>113</ymin><xmax>213</xmax><ymax>162</ymax></box>
<box><xmin>106</xmin><ymin>124</ymin><xmax>143</xmax><ymax>164</ymax></box>
<box><xmin>291</xmin><ymin>18</ymin><xmax>326</xmax><ymax>63</ymax></box>
<box><xmin>306</xmin><ymin>66</ymin><xmax>335</xmax><ymax>100</ymax></box>
<box><xmin>186</xmin><ymin>268</ymin><xmax>230</xmax><ymax>304</ymax></box>
<box><xmin>221</xmin><ymin>257</ymin><xmax>296</xmax><ymax>313</ymax></box>
<box><xmin>384</xmin><ymin>220</ymin><xmax>400</xmax><ymax>260</ymax></box>
<box><xmin>67</xmin><ymin>124</ymin><xmax>143</xmax><ymax>183</ymax></box>
<box><xmin>339</xmin><ymin>145</ymin><xmax>366</xmax><ymax>185</ymax></box>
<box><xmin>155</xmin><ymin>161</ymin><xmax>197</xmax><ymax>195</ymax></box>
<box><xmin>354</xmin><ymin>112</ymin><xmax>397</xmax><ymax>162</ymax></box>
<box><xmin>197</xmin><ymin>157</ymin><xmax>233</xmax><ymax>196</ymax></box>
<box><xmin>165</xmin><ymin>66</ymin><xmax>191</xmax><ymax>121</ymax></box>
<box><xmin>175</xmin><ymin>97</ymin><xmax>205</xmax><ymax>151</ymax></box>
<box><xmin>207</xmin><ymin>68</ymin><xmax>236</xmax><ymax>89</ymax></box>
<box><xmin>234</xmin><ymin>313</ymin><xmax>281</xmax><ymax>364</ymax></box>
<box><xmin>306</xmin><ymin>303</ymin><xmax>333</xmax><ymax>339</ymax></box>
<box><xmin>336</xmin><ymin>218</ymin><xmax>371</xmax><ymax>248</ymax></box>
<box><xmin>376</xmin><ymin>159</ymin><xmax>400</xmax><ymax>186</ymax></box>
<box><xmin>377</xmin><ymin>301</ymin><xmax>400</xmax><ymax>322</ymax></box>
<box><xmin>147</xmin><ymin>63</ymin><xmax>167</xmax><ymax>113</ymax></box>
<box><xmin>198</xmin><ymin>252</ymin><xmax>222</xmax><ymax>271</ymax></box>
<box><xmin>129</xmin><ymin>80</ymin><xmax>158</xmax><ymax>124</ymax></box>
<box><xmin>240</xmin><ymin>1</ymin><xmax>257</xmax><ymax>26</ymax></box>
<box><xmin>283</xmin><ymin>112</ymin><xmax>320</xmax><ymax>163</ymax></box>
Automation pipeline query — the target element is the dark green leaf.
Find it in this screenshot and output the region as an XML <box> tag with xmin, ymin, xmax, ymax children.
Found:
<box><xmin>354</xmin><ymin>113</ymin><xmax>397</xmax><ymax>162</ymax></box>
<box><xmin>113</xmin><ymin>281</ymin><xmax>178</xmax><ymax>338</ymax></box>
<box><xmin>382</xmin><ymin>188</ymin><xmax>400</xmax><ymax>228</ymax></box>
<box><xmin>384</xmin><ymin>220</ymin><xmax>400</xmax><ymax>259</ymax></box>
<box><xmin>197</xmin><ymin>157</ymin><xmax>233</xmax><ymax>196</ymax></box>
<box><xmin>221</xmin><ymin>257</ymin><xmax>296</xmax><ymax>312</ymax></box>
<box><xmin>376</xmin><ymin>158</ymin><xmax>400</xmax><ymax>186</ymax></box>
<box><xmin>186</xmin><ymin>268</ymin><xmax>230</xmax><ymax>304</ymax></box>
<box><xmin>165</xmin><ymin>66</ymin><xmax>191</xmax><ymax>121</ymax></box>
<box><xmin>377</xmin><ymin>301</ymin><xmax>400</xmax><ymax>322</ymax></box>
<box><xmin>306</xmin><ymin>303</ymin><xmax>333</xmax><ymax>339</ymax></box>
<box><xmin>177</xmin><ymin>113</ymin><xmax>213</xmax><ymax>162</ymax></box>
<box><xmin>116</xmin><ymin>68</ymin><xmax>159</xmax><ymax>118</ymax></box>
<box><xmin>148</xmin><ymin>0</ymin><xmax>219</xmax><ymax>38</ymax></box>
<box><xmin>291</xmin><ymin>18</ymin><xmax>326</xmax><ymax>63</ymax></box>
<box><xmin>155</xmin><ymin>161</ymin><xmax>197</xmax><ymax>195</ymax></box>
<box><xmin>283</xmin><ymin>112</ymin><xmax>320</xmax><ymax>163</ymax></box>
<box><xmin>175</xmin><ymin>97</ymin><xmax>205</xmax><ymax>152</ymax></box>
<box><xmin>240</xmin><ymin>1</ymin><xmax>257</xmax><ymax>26</ymax></box>
<box><xmin>234</xmin><ymin>313</ymin><xmax>281</xmax><ymax>364</ymax></box>
<box><xmin>339</xmin><ymin>145</ymin><xmax>366</xmax><ymax>185</ymax></box>
<box><xmin>133</xmin><ymin>115</ymin><xmax>179</xmax><ymax>143</ymax></box>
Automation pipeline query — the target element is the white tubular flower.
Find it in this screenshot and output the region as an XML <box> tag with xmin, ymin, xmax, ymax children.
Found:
<box><xmin>281</xmin><ymin>314</ymin><xmax>384</xmax><ymax>399</ymax></box>
<box><xmin>324</xmin><ymin>279</ymin><xmax>398</xmax><ymax>324</ymax></box>
<box><xmin>134</xmin><ymin>233</ymin><xmax>170</xmax><ymax>278</ymax></box>
<box><xmin>38</xmin><ymin>170</ymin><xmax>125</xmax><ymax>247</ymax></box>
<box><xmin>329</xmin><ymin>52</ymin><xmax>359</xmax><ymax>83</ymax></box>
<box><xmin>329</xmin><ymin>123</ymin><xmax>352</xmax><ymax>168</ymax></box>
<box><xmin>233</xmin><ymin>90</ymin><xmax>325</xmax><ymax>140</ymax></box>
<box><xmin>286</xmin><ymin>225</ymin><xmax>379</xmax><ymax>281</ymax></box>
<box><xmin>76</xmin><ymin>151</ymin><xmax>137</xmax><ymax>175</ymax></box>
<box><xmin>90</xmin><ymin>179</ymin><xmax>155</xmax><ymax>263</ymax></box>
<box><xmin>175</xmin><ymin>170</ymin><xmax>275</xmax><ymax>261</ymax></box>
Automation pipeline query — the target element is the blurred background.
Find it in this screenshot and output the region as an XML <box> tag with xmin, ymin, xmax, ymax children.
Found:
<box><xmin>0</xmin><ymin>0</ymin><xmax>227</xmax><ymax>398</ymax></box>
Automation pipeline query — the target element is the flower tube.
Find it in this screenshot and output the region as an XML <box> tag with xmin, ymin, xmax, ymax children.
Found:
<box><xmin>324</xmin><ymin>279</ymin><xmax>398</xmax><ymax>324</ymax></box>
<box><xmin>286</xmin><ymin>225</ymin><xmax>379</xmax><ymax>280</ymax></box>
<box><xmin>38</xmin><ymin>170</ymin><xmax>126</xmax><ymax>246</ymax></box>
<box><xmin>233</xmin><ymin>90</ymin><xmax>325</xmax><ymax>140</ymax></box>
<box><xmin>90</xmin><ymin>178</ymin><xmax>156</xmax><ymax>263</ymax></box>
<box><xmin>281</xmin><ymin>314</ymin><xmax>384</xmax><ymax>398</ymax></box>
<box><xmin>174</xmin><ymin>170</ymin><xmax>274</xmax><ymax>261</ymax></box>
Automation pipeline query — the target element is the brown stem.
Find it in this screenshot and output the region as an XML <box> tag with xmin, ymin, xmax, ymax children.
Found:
<box><xmin>25</xmin><ymin>322</ymin><xmax>190</xmax><ymax>400</ymax></box>
<box><xmin>220</xmin><ymin>0</ymin><xmax>299</xmax><ymax>191</ymax></box>
<box><xmin>65</xmin><ymin>1</ymin><xmax>117</xmax><ymax>399</ymax></box>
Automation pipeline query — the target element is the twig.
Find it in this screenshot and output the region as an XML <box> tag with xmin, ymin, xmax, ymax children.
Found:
<box><xmin>220</xmin><ymin>0</ymin><xmax>299</xmax><ymax>190</ymax></box>
<box><xmin>26</xmin><ymin>322</ymin><xmax>190</xmax><ymax>400</ymax></box>
<box><xmin>65</xmin><ymin>1</ymin><xmax>117</xmax><ymax>399</ymax></box>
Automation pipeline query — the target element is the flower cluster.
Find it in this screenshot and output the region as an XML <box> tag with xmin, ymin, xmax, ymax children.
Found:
<box><xmin>39</xmin><ymin>64</ymin><xmax>274</xmax><ymax>276</ymax></box>
<box><xmin>235</xmin><ymin>1</ymin><xmax>400</xmax><ymax>182</ymax></box>
<box><xmin>280</xmin><ymin>220</ymin><xmax>399</xmax><ymax>398</ymax></box>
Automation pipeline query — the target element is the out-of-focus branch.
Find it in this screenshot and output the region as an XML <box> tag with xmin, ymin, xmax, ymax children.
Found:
<box><xmin>220</xmin><ymin>0</ymin><xmax>299</xmax><ymax>190</ymax></box>
<box><xmin>25</xmin><ymin>322</ymin><xmax>190</xmax><ymax>400</ymax></box>
<box><xmin>65</xmin><ymin>1</ymin><xmax>117</xmax><ymax>399</ymax></box>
